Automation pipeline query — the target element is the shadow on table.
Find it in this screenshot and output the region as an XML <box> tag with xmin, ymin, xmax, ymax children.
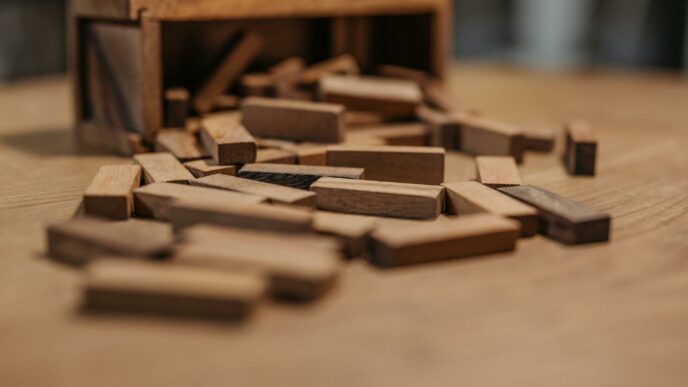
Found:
<box><xmin>0</xmin><ymin>126</ymin><xmax>104</xmax><ymax>157</ymax></box>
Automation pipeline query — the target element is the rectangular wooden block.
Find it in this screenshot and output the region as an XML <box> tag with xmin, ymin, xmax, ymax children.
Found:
<box><xmin>238</xmin><ymin>163</ymin><xmax>364</xmax><ymax>190</ymax></box>
<box><xmin>442</xmin><ymin>181</ymin><xmax>537</xmax><ymax>237</ymax></box>
<box><xmin>134</xmin><ymin>182</ymin><xmax>265</xmax><ymax>220</ymax></box>
<box><xmin>191</xmin><ymin>174</ymin><xmax>316</xmax><ymax>207</ymax></box>
<box><xmin>84</xmin><ymin>259</ymin><xmax>266</xmax><ymax>319</ymax></box>
<box><xmin>345</xmin><ymin>123</ymin><xmax>430</xmax><ymax>146</ymax></box>
<box><xmin>47</xmin><ymin>218</ymin><xmax>172</xmax><ymax>265</ymax></box>
<box><xmin>498</xmin><ymin>185</ymin><xmax>611</xmax><ymax>244</ymax></box>
<box><xmin>319</xmin><ymin>75</ymin><xmax>422</xmax><ymax>116</ymax></box>
<box><xmin>524</xmin><ymin>127</ymin><xmax>555</xmax><ymax>152</ymax></box>
<box><xmin>475</xmin><ymin>156</ymin><xmax>522</xmax><ymax>189</ymax></box>
<box><xmin>241</xmin><ymin>97</ymin><xmax>345</xmax><ymax>143</ymax></box>
<box><xmin>311</xmin><ymin>177</ymin><xmax>444</xmax><ymax>219</ymax></box>
<box><xmin>84</xmin><ymin>165</ymin><xmax>142</xmax><ymax>220</ymax></box>
<box><xmin>256</xmin><ymin>148</ymin><xmax>297</xmax><ymax>164</ymax></box>
<box><xmin>164</xmin><ymin>87</ymin><xmax>190</xmax><ymax>128</ymax></box>
<box><xmin>200</xmin><ymin>114</ymin><xmax>257</xmax><ymax>165</ymax></box>
<box><xmin>416</xmin><ymin>105</ymin><xmax>459</xmax><ymax>149</ymax></box>
<box><xmin>133</xmin><ymin>152</ymin><xmax>194</xmax><ymax>184</ymax></box>
<box><xmin>313</xmin><ymin>211</ymin><xmax>377</xmax><ymax>258</ymax></box>
<box><xmin>295</xmin><ymin>145</ymin><xmax>329</xmax><ymax>166</ymax></box>
<box><xmin>565</xmin><ymin>120</ymin><xmax>597</xmax><ymax>175</ymax></box>
<box><xmin>370</xmin><ymin>213</ymin><xmax>521</xmax><ymax>267</ymax></box>
<box><xmin>183</xmin><ymin>159</ymin><xmax>237</xmax><ymax>178</ymax></box>
<box><xmin>155</xmin><ymin>129</ymin><xmax>210</xmax><ymax>161</ymax></box>
<box><xmin>455</xmin><ymin>115</ymin><xmax>526</xmax><ymax>163</ymax></box>
<box><xmin>326</xmin><ymin>145</ymin><xmax>445</xmax><ymax>185</ymax></box>
<box><xmin>299</xmin><ymin>54</ymin><xmax>360</xmax><ymax>85</ymax></box>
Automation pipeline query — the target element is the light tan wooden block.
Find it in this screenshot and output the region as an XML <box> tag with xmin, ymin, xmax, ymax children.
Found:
<box><xmin>134</xmin><ymin>182</ymin><xmax>265</xmax><ymax>220</ymax></box>
<box><xmin>343</xmin><ymin>111</ymin><xmax>390</xmax><ymax>127</ymax></box>
<box><xmin>476</xmin><ymin>156</ymin><xmax>522</xmax><ymax>189</ymax></box>
<box><xmin>183</xmin><ymin>159</ymin><xmax>237</xmax><ymax>178</ymax></box>
<box><xmin>239</xmin><ymin>163</ymin><xmax>364</xmax><ymax>190</ymax></box>
<box><xmin>84</xmin><ymin>165</ymin><xmax>142</xmax><ymax>220</ymax></box>
<box><xmin>133</xmin><ymin>152</ymin><xmax>194</xmax><ymax>184</ymax></box>
<box><xmin>191</xmin><ymin>174</ymin><xmax>316</xmax><ymax>207</ymax></box>
<box><xmin>313</xmin><ymin>211</ymin><xmax>377</xmax><ymax>258</ymax></box>
<box><xmin>200</xmin><ymin>113</ymin><xmax>256</xmax><ymax>165</ymax></box>
<box><xmin>241</xmin><ymin>97</ymin><xmax>345</xmax><ymax>143</ymax></box>
<box><xmin>454</xmin><ymin>115</ymin><xmax>526</xmax><ymax>163</ymax></box>
<box><xmin>370</xmin><ymin>213</ymin><xmax>521</xmax><ymax>267</ymax></box>
<box><xmin>84</xmin><ymin>259</ymin><xmax>266</xmax><ymax>319</ymax></box>
<box><xmin>311</xmin><ymin>177</ymin><xmax>444</xmax><ymax>219</ymax></box>
<box><xmin>164</xmin><ymin>87</ymin><xmax>190</xmax><ymax>128</ymax></box>
<box><xmin>155</xmin><ymin>129</ymin><xmax>210</xmax><ymax>161</ymax></box>
<box><xmin>295</xmin><ymin>144</ymin><xmax>330</xmax><ymax>166</ymax></box>
<box><xmin>299</xmin><ymin>54</ymin><xmax>360</xmax><ymax>85</ymax></box>
<box><xmin>442</xmin><ymin>181</ymin><xmax>538</xmax><ymax>237</ymax></box>
<box><xmin>326</xmin><ymin>145</ymin><xmax>445</xmax><ymax>185</ymax></box>
<box><xmin>256</xmin><ymin>148</ymin><xmax>297</xmax><ymax>164</ymax></box>
<box><xmin>345</xmin><ymin>123</ymin><xmax>429</xmax><ymax>146</ymax></box>
<box><xmin>319</xmin><ymin>75</ymin><xmax>422</xmax><ymax>116</ymax></box>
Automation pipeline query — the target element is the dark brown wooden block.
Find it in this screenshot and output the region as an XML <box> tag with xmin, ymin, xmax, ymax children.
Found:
<box><xmin>164</xmin><ymin>87</ymin><xmax>190</xmax><ymax>128</ymax></box>
<box><xmin>564</xmin><ymin>120</ymin><xmax>597</xmax><ymax>175</ymax></box>
<box><xmin>238</xmin><ymin>163</ymin><xmax>364</xmax><ymax>190</ymax></box>
<box><xmin>524</xmin><ymin>127</ymin><xmax>555</xmax><ymax>152</ymax></box>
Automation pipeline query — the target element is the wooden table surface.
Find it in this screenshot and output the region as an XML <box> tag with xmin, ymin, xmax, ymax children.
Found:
<box><xmin>2</xmin><ymin>63</ymin><xmax>688</xmax><ymax>387</ymax></box>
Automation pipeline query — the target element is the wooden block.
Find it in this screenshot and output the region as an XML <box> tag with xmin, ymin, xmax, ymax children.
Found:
<box><xmin>191</xmin><ymin>174</ymin><xmax>316</xmax><ymax>207</ymax></box>
<box><xmin>377</xmin><ymin>64</ymin><xmax>429</xmax><ymax>85</ymax></box>
<box><xmin>47</xmin><ymin>218</ymin><xmax>172</xmax><ymax>265</ymax></box>
<box><xmin>442</xmin><ymin>181</ymin><xmax>538</xmax><ymax>237</ymax></box>
<box><xmin>127</xmin><ymin>133</ymin><xmax>150</xmax><ymax>154</ymax></box>
<box><xmin>319</xmin><ymin>75</ymin><xmax>422</xmax><ymax>116</ymax></box>
<box><xmin>164</xmin><ymin>87</ymin><xmax>190</xmax><ymax>128</ymax></box>
<box><xmin>564</xmin><ymin>120</ymin><xmax>597</xmax><ymax>175</ymax></box>
<box><xmin>256</xmin><ymin>148</ymin><xmax>297</xmax><ymax>164</ymax></box>
<box><xmin>345</xmin><ymin>123</ymin><xmax>429</xmax><ymax>146</ymax></box>
<box><xmin>423</xmin><ymin>80</ymin><xmax>462</xmax><ymax>112</ymax></box>
<box><xmin>343</xmin><ymin>111</ymin><xmax>390</xmax><ymax>127</ymax></box>
<box><xmin>343</xmin><ymin>133</ymin><xmax>387</xmax><ymax>146</ymax></box>
<box><xmin>454</xmin><ymin>115</ymin><xmax>526</xmax><ymax>163</ymax></box>
<box><xmin>498</xmin><ymin>185</ymin><xmax>611</xmax><ymax>244</ymax></box>
<box><xmin>84</xmin><ymin>259</ymin><xmax>266</xmax><ymax>319</ymax></box>
<box><xmin>313</xmin><ymin>211</ymin><xmax>377</xmax><ymax>258</ymax></box>
<box><xmin>269</xmin><ymin>57</ymin><xmax>305</xmax><ymax>84</ymax></box>
<box><xmin>294</xmin><ymin>144</ymin><xmax>329</xmax><ymax>166</ymax></box>
<box><xmin>240</xmin><ymin>73</ymin><xmax>275</xmax><ymax>97</ymax></box>
<box><xmin>311</xmin><ymin>177</ymin><xmax>444</xmax><ymax>219</ymax></box>
<box><xmin>134</xmin><ymin>182</ymin><xmax>265</xmax><ymax>220</ymax></box>
<box><xmin>416</xmin><ymin>105</ymin><xmax>459</xmax><ymax>149</ymax></box>
<box><xmin>299</xmin><ymin>54</ymin><xmax>360</xmax><ymax>85</ymax></box>
<box><xmin>155</xmin><ymin>129</ymin><xmax>210</xmax><ymax>161</ymax></box>
<box><xmin>200</xmin><ymin>113</ymin><xmax>257</xmax><ymax>165</ymax></box>
<box><xmin>255</xmin><ymin>137</ymin><xmax>297</xmax><ymax>150</ymax></box>
<box><xmin>326</xmin><ymin>145</ymin><xmax>445</xmax><ymax>185</ymax></box>
<box><xmin>370</xmin><ymin>213</ymin><xmax>521</xmax><ymax>267</ymax></box>
<box><xmin>183</xmin><ymin>159</ymin><xmax>237</xmax><ymax>178</ymax></box>
<box><xmin>192</xmin><ymin>31</ymin><xmax>264</xmax><ymax>114</ymax></box>
<box><xmin>239</xmin><ymin>163</ymin><xmax>365</xmax><ymax>190</ymax></box>
<box><xmin>84</xmin><ymin>165</ymin><xmax>142</xmax><ymax>220</ymax></box>
<box><xmin>524</xmin><ymin>127</ymin><xmax>555</xmax><ymax>152</ymax></box>
<box><xmin>241</xmin><ymin>97</ymin><xmax>345</xmax><ymax>143</ymax></box>
<box><xmin>475</xmin><ymin>156</ymin><xmax>522</xmax><ymax>189</ymax></box>
<box><xmin>212</xmin><ymin>94</ymin><xmax>240</xmax><ymax>111</ymax></box>
<box><xmin>133</xmin><ymin>152</ymin><xmax>194</xmax><ymax>184</ymax></box>
<box><xmin>185</xmin><ymin>117</ymin><xmax>202</xmax><ymax>135</ymax></box>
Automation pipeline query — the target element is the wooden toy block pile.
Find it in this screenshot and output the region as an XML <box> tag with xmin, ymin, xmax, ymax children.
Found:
<box><xmin>48</xmin><ymin>34</ymin><xmax>611</xmax><ymax>321</ymax></box>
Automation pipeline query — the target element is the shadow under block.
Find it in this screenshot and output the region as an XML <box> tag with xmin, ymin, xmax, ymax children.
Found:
<box><xmin>133</xmin><ymin>152</ymin><xmax>195</xmax><ymax>184</ymax></box>
<box><xmin>134</xmin><ymin>182</ymin><xmax>266</xmax><ymax>220</ymax></box>
<box><xmin>442</xmin><ymin>181</ymin><xmax>537</xmax><ymax>237</ymax></box>
<box><xmin>83</xmin><ymin>165</ymin><xmax>142</xmax><ymax>220</ymax></box>
<box><xmin>47</xmin><ymin>218</ymin><xmax>172</xmax><ymax>265</ymax></box>
<box><xmin>155</xmin><ymin>129</ymin><xmax>210</xmax><ymax>161</ymax></box>
<box><xmin>344</xmin><ymin>123</ymin><xmax>430</xmax><ymax>146</ymax></box>
<box><xmin>455</xmin><ymin>115</ymin><xmax>526</xmax><ymax>163</ymax></box>
<box><xmin>200</xmin><ymin>114</ymin><xmax>257</xmax><ymax>165</ymax></box>
<box><xmin>183</xmin><ymin>159</ymin><xmax>237</xmax><ymax>178</ymax></box>
<box><xmin>326</xmin><ymin>145</ymin><xmax>445</xmax><ymax>185</ymax></box>
<box><xmin>313</xmin><ymin>211</ymin><xmax>377</xmax><ymax>258</ymax></box>
<box><xmin>241</xmin><ymin>97</ymin><xmax>345</xmax><ymax>143</ymax></box>
<box><xmin>370</xmin><ymin>213</ymin><xmax>520</xmax><ymax>267</ymax></box>
<box><xmin>475</xmin><ymin>156</ymin><xmax>522</xmax><ymax>189</ymax></box>
<box><xmin>564</xmin><ymin>120</ymin><xmax>597</xmax><ymax>175</ymax></box>
<box><xmin>310</xmin><ymin>177</ymin><xmax>444</xmax><ymax>219</ymax></box>
<box><xmin>164</xmin><ymin>87</ymin><xmax>190</xmax><ymax>128</ymax></box>
<box><xmin>238</xmin><ymin>163</ymin><xmax>365</xmax><ymax>190</ymax></box>
<box><xmin>191</xmin><ymin>174</ymin><xmax>317</xmax><ymax>207</ymax></box>
<box><xmin>498</xmin><ymin>185</ymin><xmax>611</xmax><ymax>244</ymax></box>
<box><xmin>319</xmin><ymin>75</ymin><xmax>423</xmax><ymax>116</ymax></box>
<box><xmin>84</xmin><ymin>259</ymin><xmax>266</xmax><ymax>320</ymax></box>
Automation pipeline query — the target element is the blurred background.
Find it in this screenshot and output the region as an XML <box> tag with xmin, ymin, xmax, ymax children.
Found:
<box><xmin>0</xmin><ymin>0</ymin><xmax>687</xmax><ymax>82</ymax></box>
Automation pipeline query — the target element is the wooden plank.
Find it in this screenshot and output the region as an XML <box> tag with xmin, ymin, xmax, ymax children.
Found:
<box><xmin>84</xmin><ymin>165</ymin><xmax>142</xmax><ymax>220</ymax></box>
<box><xmin>154</xmin><ymin>129</ymin><xmax>210</xmax><ymax>161</ymax></box>
<box><xmin>475</xmin><ymin>156</ymin><xmax>522</xmax><ymax>189</ymax></box>
<box><xmin>47</xmin><ymin>218</ymin><xmax>172</xmax><ymax>265</ymax></box>
<box><xmin>565</xmin><ymin>120</ymin><xmax>597</xmax><ymax>175</ymax></box>
<box><xmin>191</xmin><ymin>174</ymin><xmax>316</xmax><ymax>207</ymax></box>
<box><xmin>326</xmin><ymin>145</ymin><xmax>445</xmax><ymax>185</ymax></box>
<box><xmin>416</xmin><ymin>104</ymin><xmax>459</xmax><ymax>149</ymax></box>
<box><xmin>310</xmin><ymin>177</ymin><xmax>444</xmax><ymax>219</ymax></box>
<box><xmin>133</xmin><ymin>152</ymin><xmax>194</xmax><ymax>184</ymax></box>
<box><xmin>299</xmin><ymin>54</ymin><xmax>360</xmax><ymax>85</ymax></box>
<box><xmin>163</xmin><ymin>87</ymin><xmax>190</xmax><ymax>128</ymax></box>
<box><xmin>524</xmin><ymin>127</ymin><xmax>555</xmax><ymax>152</ymax></box>
<box><xmin>200</xmin><ymin>113</ymin><xmax>257</xmax><ymax>165</ymax></box>
<box><xmin>442</xmin><ymin>181</ymin><xmax>538</xmax><ymax>237</ymax></box>
<box><xmin>192</xmin><ymin>32</ymin><xmax>264</xmax><ymax>114</ymax></box>
<box><xmin>319</xmin><ymin>75</ymin><xmax>422</xmax><ymax>116</ymax></box>
<box><xmin>313</xmin><ymin>211</ymin><xmax>377</xmax><ymax>258</ymax></box>
<box><xmin>370</xmin><ymin>213</ymin><xmax>520</xmax><ymax>267</ymax></box>
<box><xmin>241</xmin><ymin>97</ymin><xmax>345</xmax><ymax>143</ymax></box>
<box><xmin>84</xmin><ymin>259</ymin><xmax>266</xmax><ymax>319</ymax></box>
<box><xmin>345</xmin><ymin>123</ymin><xmax>429</xmax><ymax>146</ymax></box>
<box><xmin>454</xmin><ymin>115</ymin><xmax>526</xmax><ymax>163</ymax></box>
<box><xmin>239</xmin><ymin>163</ymin><xmax>364</xmax><ymax>190</ymax></box>
<box><xmin>183</xmin><ymin>159</ymin><xmax>237</xmax><ymax>178</ymax></box>
<box><xmin>498</xmin><ymin>185</ymin><xmax>611</xmax><ymax>245</ymax></box>
<box><xmin>133</xmin><ymin>182</ymin><xmax>265</xmax><ymax>220</ymax></box>
<box><xmin>256</xmin><ymin>148</ymin><xmax>297</xmax><ymax>164</ymax></box>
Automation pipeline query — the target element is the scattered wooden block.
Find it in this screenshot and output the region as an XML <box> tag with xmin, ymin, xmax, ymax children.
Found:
<box><xmin>423</xmin><ymin>80</ymin><xmax>463</xmax><ymax>112</ymax></box>
<box><xmin>239</xmin><ymin>163</ymin><xmax>364</xmax><ymax>190</ymax></box>
<box><xmin>164</xmin><ymin>87</ymin><xmax>190</xmax><ymax>128</ymax></box>
<box><xmin>294</xmin><ymin>144</ymin><xmax>329</xmax><ymax>166</ymax></box>
<box><xmin>377</xmin><ymin>64</ymin><xmax>429</xmax><ymax>85</ymax></box>
<box><xmin>200</xmin><ymin>113</ymin><xmax>257</xmax><ymax>165</ymax></box>
<box><xmin>256</xmin><ymin>148</ymin><xmax>297</xmax><ymax>164</ymax></box>
<box><xmin>326</xmin><ymin>145</ymin><xmax>445</xmax><ymax>185</ymax></box>
<box><xmin>184</xmin><ymin>117</ymin><xmax>202</xmax><ymax>135</ymax></box>
<box><xmin>192</xmin><ymin>31</ymin><xmax>264</xmax><ymax>114</ymax></box>
<box><xmin>84</xmin><ymin>259</ymin><xmax>266</xmax><ymax>319</ymax></box>
<box><xmin>454</xmin><ymin>115</ymin><xmax>526</xmax><ymax>163</ymax></box>
<box><xmin>241</xmin><ymin>97</ymin><xmax>345</xmax><ymax>143</ymax></box>
<box><xmin>255</xmin><ymin>137</ymin><xmax>297</xmax><ymax>150</ymax></box>
<box><xmin>299</xmin><ymin>54</ymin><xmax>360</xmax><ymax>85</ymax></box>
<box><xmin>319</xmin><ymin>75</ymin><xmax>422</xmax><ymax>116</ymax></box>
<box><xmin>269</xmin><ymin>57</ymin><xmax>305</xmax><ymax>84</ymax></box>
<box><xmin>475</xmin><ymin>156</ymin><xmax>522</xmax><ymax>189</ymax></box>
<box><xmin>133</xmin><ymin>152</ymin><xmax>194</xmax><ymax>184</ymax></box>
<box><xmin>345</xmin><ymin>123</ymin><xmax>430</xmax><ymax>146</ymax></box>
<box><xmin>498</xmin><ymin>185</ymin><xmax>611</xmax><ymax>244</ymax></box>
<box><xmin>313</xmin><ymin>211</ymin><xmax>377</xmax><ymax>258</ymax></box>
<box><xmin>134</xmin><ymin>182</ymin><xmax>265</xmax><ymax>220</ymax></box>
<box><xmin>311</xmin><ymin>177</ymin><xmax>444</xmax><ymax>219</ymax></box>
<box><xmin>127</xmin><ymin>133</ymin><xmax>150</xmax><ymax>154</ymax></box>
<box><xmin>524</xmin><ymin>127</ymin><xmax>555</xmax><ymax>152</ymax></box>
<box><xmin>416</xmin><ymin>105</ymin><xmax>459</xmax><ymax>149</ymax></box>
<box><xmin>370</xmin><ymin>213</ymin><xmax>521</xmax><ymax>267</ymax></box>
<box><xmin>83</xmin><ymin>165</ymin><xmax>142</xmax><ymax>220</ymax></box>
<box><xmin>183</xmin><ymin>159</ymin><xmax>237</xmax><ymax>178</ymax></box>
<box><xmin>212</xmin><ymin>94</ymin><xmax>240</xmax><ymax>111</ymax></box>
<box><xmin>47</xmin><ymin>218</ymin><xmax>172</xmax><ymax>265</ymax></box>
<box><xmin>240</xmin><ymin>73</ymin><xmax>275</xmax><ymax>97</ymax></box>
<box><xmin>564</xmin><ymin>120</ymin><xmax>597</xmax><ymax>175</ymax></box>
<box><xmin>191</xmin><ymin>174</ymin><xmax>316</xmax><ymax>207</ymax></box>
<box><xmin>343</xmin><ymin>133</ymin><xmax>387</xmax><ymax>146</ymax></box>
<box><xmin>343</xmin><ymin>111</ymin><xmax>389</xmax><ymax>127</ymax></box>
<box><xmin>155</xmin><ymin>129</ymin><xmax>210</xmax><ymax>161</ymax></box>
<box><xmin>442</xmin><ymin>181</ymin><xmax>537</xmax><ymax>237</ymax></box>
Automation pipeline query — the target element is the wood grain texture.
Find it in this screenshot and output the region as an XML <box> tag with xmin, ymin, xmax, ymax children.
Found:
<box><xmin>83</xmin><ymin>165</ymin><xmax>141</xmax><ymax>220</ymax></box>
<box><xmin>475</xmin><ymin>156</ymin><xmax>522</xmax><ymax>188</ymax></box>
<box><xmin>155</xmin><ymin>129</ymin><xmax>210</xmax><ymax>161</ymax></box>
<box><xmin>454</xmin><ymin>115</ymin><xmax>526</xmax><ymax>163</ymax></box>
<box><xmin>239</xmin><ymin>163</ymin><xmax>365</xmax><ymax>190</ymax></box>
<box><xmin>200</xmin><ymin>115</ymin><xmax>257</xmax><ymax>165</ymax></box>
<box><xmin>183</xmin><ymin>159</ymin><xmax>237</xmax><ymax>178</ymax></box>
<box><xmin>565</xmin><ymin>120</ymin><xmax>597</xmax><ymax>176</ymax></box>
<box><xmin>133</xmin><ymin>152</ymin><xmax>194</xmax><ymax>184</ymax></box>
<box><xmin>319</xmin><ymin>75</ymin><xmax>423</xmax><ymax>116</ymax></box>
<box><xmin>191</xmin><ymin>175</ymin><xmax>316</xmax><ymax>207</ymax></box>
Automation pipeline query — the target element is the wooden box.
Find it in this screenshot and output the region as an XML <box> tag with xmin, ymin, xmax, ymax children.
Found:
<box><xmin>69</xmin><ymin>0</ymin><xmax>451</xmax><ymax>154</ymax></box>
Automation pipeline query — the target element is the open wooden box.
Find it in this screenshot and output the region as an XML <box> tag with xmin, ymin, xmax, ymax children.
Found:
<box><xmin>69</xmin><ymin>0</ymin><xmax>451</xmax><ymax>154</ymax></box>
